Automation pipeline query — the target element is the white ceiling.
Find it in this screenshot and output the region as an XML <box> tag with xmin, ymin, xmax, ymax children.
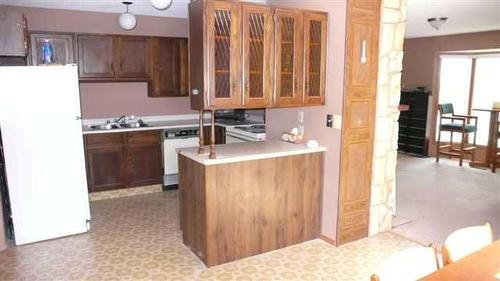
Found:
<box><xmin>405</xmin><ymin>0</ymin><xmax>500</xmax><ymax>38</ymax></box>
<box><xmin>0</xmin><ymin>0</ymin><xmax>191</xmax><ymax>18</ymax></box>
<box><xmin>0</xmin><ymin>0</ymin><xmax>267</xmax><ymax>18</ymax></box>
<box><xmin>1</xmin><ymin>0</ymin><xmax>498</xmax><ymax>37</ymax></box>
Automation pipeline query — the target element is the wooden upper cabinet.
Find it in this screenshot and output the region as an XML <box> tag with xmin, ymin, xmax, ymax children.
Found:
<box><xmin>206</xmin><ymin>1</ymin><xmax>242</xmax><ymax>108</ymax></box>
<box><xmin>241</xmin><ymin>4</ymin><xmax>273</xmax><ymax>108</ymax></box>
<box><xmin>115</xmin><ymin>36</ymin><xmax>151</xmax><ymax>79</ymax></box>
<box><xmin>188</xmin><ymin>0</ymin><xmax>328</xmax><ymax>110</ymax></box>
<box><xmin>273</xmin><ymin>9</ymin><xmax>303</xmax><ymax>107</ymax></box>
<box><xmin>77</xmin><ymin>35</ymin><xmax>115</xmax><ymax>79</ymax></box>
<box><xmin>149</xmin><ymin>37</ymin><xmax>189</xmax><ymax>97</ymax></box>
<box><xmin>303</xmin><ymin>12</ymin><xmax>327</xmax><ymax>105</ymax></box>
<box><xmin>0</xmin><ymin>11</ymin><xmax>27</xmax><ymax>56</ymax></box>
<box><xmin>30</xmin><ymin>32</ymin><xmax>75</xmax><ymax>66</ymax></box>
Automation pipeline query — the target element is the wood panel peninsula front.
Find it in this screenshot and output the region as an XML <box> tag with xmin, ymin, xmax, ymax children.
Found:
<box><xmin>178</xmin><ymin>141</ymin><xmax>325</xmax><ymax>266</ymax></box>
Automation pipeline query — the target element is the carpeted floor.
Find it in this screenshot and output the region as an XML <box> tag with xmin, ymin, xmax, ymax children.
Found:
<box><xmin>393</xmin><ymin>153</ymin><xmax>500</xmax><ymax>247</ymax></box>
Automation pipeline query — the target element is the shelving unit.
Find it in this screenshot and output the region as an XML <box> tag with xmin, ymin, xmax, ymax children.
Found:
<box><xmin>398</xmin><ymin>90</ymin><xmax>430</xmax><ymax>156</ymax></box>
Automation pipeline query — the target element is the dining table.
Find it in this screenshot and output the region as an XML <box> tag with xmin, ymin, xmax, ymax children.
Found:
<box><xmin>472</xmin><ymin>108</ymin><xmax>500</xmax><ymax>172</ymax></box>
<box><xmin>420</xmin><ymin>240</ymin><xmax>500</xmax><ymax>280</ymax></box>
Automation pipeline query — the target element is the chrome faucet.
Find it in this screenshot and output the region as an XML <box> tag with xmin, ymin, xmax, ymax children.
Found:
<box><xmin>115</xmin><ymin>114</ymin><xmax>136</xmax><ymax>124</ymax></box>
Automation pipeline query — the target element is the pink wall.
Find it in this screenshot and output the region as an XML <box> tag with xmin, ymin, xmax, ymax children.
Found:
<box><xmin>0</xmin><ymin>192</ymin><xmax>6</xmax><ymax>251</ymax></box>
<box><xmin>266</xmin><ymin>1</ymin><xmax>347</xmax><ymax>241</ymax></box>
<box><xmin>402</xmin><ymin>30</ymin><xmax>500</xmax><ymax>89</ymax></box>
<box><xmin>0</xmin><ymin>5</ymin><xmax>194</xmax><ymax>119</ymax></box>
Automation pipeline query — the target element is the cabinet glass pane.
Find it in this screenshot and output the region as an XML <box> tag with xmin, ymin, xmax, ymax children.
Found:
<box><xmin>248</xmin><ymin>13</ymin><xmax>265</xmax><ymax>98</ymax></box>
<box><xmin>280</xmin><ymin>16</ymin><xmax>295</xmax><ymax>98</ymax></box>
<box><xmin>308</xmin><ymin>20</ymin><xmax>322</xmax><ymax>97</ymax></box>
<box><xmin>214</xmin><ymin>9</ymin><xmax>232</xmax><ymax>98</ymax></box>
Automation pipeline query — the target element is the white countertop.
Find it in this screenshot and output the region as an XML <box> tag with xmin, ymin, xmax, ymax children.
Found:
<box><xmin>82</xmin><ymin>116</ymin><xmax>264</xmax><ymax>135</ymax></box>
<box><xmin>178</xmin><ymin>140</ymin><xmax>326</xmax><ymax>165</ymax></box>
<box><xmin>82</xmin><ymin>119</ymin><xmax>203</xmax><ymax>135</ymax></box>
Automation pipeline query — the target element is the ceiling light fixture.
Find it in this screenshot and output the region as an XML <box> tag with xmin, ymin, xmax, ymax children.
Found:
<box><xmin>427</xmin><ymin>17</ymin><xmax>448</xmax><ymax>30</ymax></box>
<box><xmin>119</xmin><ymin>1</ymin><xmax>137</xmax><ymax>30</ymax></box>
<box><xmin>151</xmin><ymin>0</ymin><xmax>173</xmax><ymax>10</ymax></box>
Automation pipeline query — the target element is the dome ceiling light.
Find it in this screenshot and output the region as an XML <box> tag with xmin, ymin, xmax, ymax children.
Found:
<box><xmin>119</xmin><ymin>1</ymin><xmax>137</xmax><ymax>31</ymax></box>
<box><xmin>151</xmin><ymin>0</ymin><xmax>173</xmax><ymax>10</ymax></box>
<box><xmin>427</xmin><ymin>17</ymin><xmax>448</xmax><ymax>30</ymax></box>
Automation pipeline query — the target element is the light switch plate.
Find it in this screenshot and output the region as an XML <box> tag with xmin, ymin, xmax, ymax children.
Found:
<box><xmin>333</xmin><ymin>115</ymin><xmax>342</xmax><ymax>130</ymax></box>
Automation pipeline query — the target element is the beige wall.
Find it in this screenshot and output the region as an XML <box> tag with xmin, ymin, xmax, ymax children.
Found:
<box><xmin>265</xmin><ymin>1</ymin><xmax>346</xmax><ymax>241</ymax></box>
<box><xmin>402</xmin><ymin>30</ymin><xmax>500</xmax><ymax>90</ymax></box>
<box><xmin>0</xmin><ymin>5</ymin><xmax>194</xmax><ymax>119</ymax></box>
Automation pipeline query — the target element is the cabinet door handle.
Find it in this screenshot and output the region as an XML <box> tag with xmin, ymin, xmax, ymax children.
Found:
<box><xmin>360</xmin><ymin>39</ymin><xmax>367</xmax><ymax>64</ymax></box>
<box><xmin>305</xmin><ymin>79</ymin><xmax>310</xmax><ymax>95</ymax></box>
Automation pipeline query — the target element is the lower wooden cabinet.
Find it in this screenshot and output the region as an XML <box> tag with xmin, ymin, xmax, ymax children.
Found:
<box><xmin>86</xmin><ymin>146</ymin><xmax>125</xmax><ymax>192</ymax></box>
<box><xmin>84</xmin><ymin>131</ymin><xmax>163</xmax><ymax>193</ymax></box>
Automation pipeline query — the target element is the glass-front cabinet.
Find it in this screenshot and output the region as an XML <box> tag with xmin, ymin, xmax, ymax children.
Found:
<box><xmin>188</xmin><ymin>0</ymin><xmax>328</xmax><ymax>110</ymax></box>
<box><xmin>241</xmin><ymin>5</ymin><xmax>273</xmax><ymax>108</ymax></box>
<box><xmin>273</xmin><ymin>9</ymin><xmax>303</xmax><ymax>107</ymax></box>
<box><xmin>206</xmin><ymin>1</ymin><xmax>241</xmax><ymax>108</ymax></box>
<box><xmin>303</xmin><ymin>12</ymin><xmax>327</xmax><ymax>105</ymax></box>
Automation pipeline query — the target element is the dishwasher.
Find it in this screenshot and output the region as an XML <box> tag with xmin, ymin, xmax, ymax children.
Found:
<box><xmin>163</xmin><ymin>127</ymin><xmax>199</xmax><ymax>189</ymax></box>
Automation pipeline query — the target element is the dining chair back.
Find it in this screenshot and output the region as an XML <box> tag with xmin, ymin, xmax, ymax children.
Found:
<box><xmin>370</xmin><ymin>245</ymin><xmax>439</xmax><ymax>281</ymax></box>
<box><xmin>436</xmin><ymin>103</ymin><xmax>478</xmax><ymax>166</ymax></box>
<box><xmin>442</xmin><ymin>223</ymin><xmax>493</xmax><ymax>265</ymax></box>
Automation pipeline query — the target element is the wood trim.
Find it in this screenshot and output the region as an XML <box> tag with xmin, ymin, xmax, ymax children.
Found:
<box><xmin>320</xmin><ymin>234</ymin><xmax>336</xmax><ymax>246</ymax></box>
<box><xmin>336</xmin><ymin>0</ymin><xmax>381</xmax><ymax>245</ymax></box>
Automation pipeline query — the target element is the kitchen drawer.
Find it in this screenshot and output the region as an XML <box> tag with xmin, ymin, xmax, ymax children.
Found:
<box><xmin>85</xmin><ymin>133</ymin><xmax>125</xmax><ymax>148</ymax></box>
<box><xmin>126</xmin><ymin>130</ymin><xmax>160</xmax><ymax>145</ymax></box>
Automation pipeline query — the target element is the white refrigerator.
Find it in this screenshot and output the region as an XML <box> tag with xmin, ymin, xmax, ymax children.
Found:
<box><xmin>0</xmin><ymin>65</ymin><xmax>91</xmax><ymax>245</ymax></box>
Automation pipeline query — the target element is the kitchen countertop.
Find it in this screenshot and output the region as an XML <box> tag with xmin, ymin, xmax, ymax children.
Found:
<box><xmin>178</xmin><ymin>140</ymin><xmax>326</xmax><ymax>165</ymax></box>
<box><xmin>82</xmin><ymin>118</ymin><xmax>264</xmax><ymax>135</ymax></box>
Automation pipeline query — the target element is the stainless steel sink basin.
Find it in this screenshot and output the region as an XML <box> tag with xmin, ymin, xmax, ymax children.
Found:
<box><xmin>88</xmin><ymin>119</ymin><xmax>148</xmax><ymax>130</ymax></box>
<box><xmin>90</xmin><ymin>123</ymin><xmax>120</xmax><ymax>130</ymax></box>
<box><xmin>120</xmin><ymin>122</ymin><xmax>148</xmax><ymax>128</ymax></box>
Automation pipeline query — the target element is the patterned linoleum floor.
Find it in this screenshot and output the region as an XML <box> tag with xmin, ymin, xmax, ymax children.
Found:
<box><xmin>0</xmin><ymin>191</ymin><xmax>417</xmax><ymax>280</ymax></box>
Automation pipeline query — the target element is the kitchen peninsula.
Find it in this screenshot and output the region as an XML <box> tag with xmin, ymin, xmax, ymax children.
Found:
<box><xmin>178</xmin><ymin>141</ymin><xmax>325</xmax><ymax>266</ymax></box>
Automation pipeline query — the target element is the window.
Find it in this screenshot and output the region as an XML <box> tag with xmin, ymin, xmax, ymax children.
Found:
<box><xmin>436</xmin><ymin>53</ymin><xmax>500</xmax><ymax>145</ymax></box>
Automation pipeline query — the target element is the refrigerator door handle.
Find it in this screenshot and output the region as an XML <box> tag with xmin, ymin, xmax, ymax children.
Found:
<box><xmin>76</xmin><ymin>116</ymin><xmax>82</xmax><ymax>120</ymax></box>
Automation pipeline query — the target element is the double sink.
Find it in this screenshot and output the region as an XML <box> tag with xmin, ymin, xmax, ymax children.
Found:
<box><xmin>88</xmin><ymin>115</ymin><xmax>149</xmax><ymax>131</ymax></box>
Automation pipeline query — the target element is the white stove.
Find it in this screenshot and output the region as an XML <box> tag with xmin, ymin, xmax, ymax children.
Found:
<box><xmin>225</xmin><ymin>125</ymin><xmax>266</xmax><ymax>143</ymax></box>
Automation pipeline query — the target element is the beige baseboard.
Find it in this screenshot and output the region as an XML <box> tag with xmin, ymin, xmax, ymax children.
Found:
<box><xmin>89</xmin><ymin>184</ymin><xmax>163</xmax><ymax>202</ymax></box>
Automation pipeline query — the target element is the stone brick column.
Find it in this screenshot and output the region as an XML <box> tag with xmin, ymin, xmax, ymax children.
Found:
<box><xmin>369</xmin><ymin>0</ymin><xmax>407</xmax><ymax>236</ymax></box>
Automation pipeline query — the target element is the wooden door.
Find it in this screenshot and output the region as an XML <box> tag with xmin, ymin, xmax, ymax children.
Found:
<box><xmin>273</xmin><ymin>9</ymin><xmax>303</xmax><ymax>107</ymax></box>
<box><xmin>149</xmin><ymin>37</ymin><xmax>188</xmax><ymax>97</ymax></box>
<box><xmin>126</xmin><ymin>144</ymin><xmax>163</xmax><ymax>187</ymax></box>
<box><xmin>86</xmin><ymin>147</ymin><xmax>125</xmax><ymax>192</ymax></box>
<box><xmin>0</xmin><ymin>12</ymin><xmax>27</xmax><ymax>56</ymax></box>
<box><xmin>206</xmin><ymin>1</ymin><xmax>242</xmax><ymax>108</ymax></box>
<box><xmin>303</xmin><ymin>12</ymin><xmax>327</xmax><ymax>105</ymax></box>
<box><xmin>337</xmin><ymin>0</ymin><xmax>381</xmax><ymax>245</ymax></box>
<box><xmin>77</xmin><ymin>35</ymin><xmax>115</xmax><ymax>79</ymax></box>
<box><xmin>115</xmin><ymin>36</ymin><xmax>151</xmax><ymax>79</ymax></box>
<box><xmin>125</xmin><ymin>131</ymin><xmax>162</xmax><ymax>187</ymax></box>
<box><xmin>85</xmin><ymin>133</ymin><xmax>126</xmax><ymax>192</ymax></box>
<box><xmin>30</xmin><ymin>32</ymin><xmax>75</xmax><ymax>66</ymax></box>
<box><xmin>179</xmin><ymin>38</ymin><xmax>189</xmax><ymax>96</ymax></box>
<box><xmin>241</xmin><ymin>4</ymin><xmax>273</xmax><ymax>108</ymax></box>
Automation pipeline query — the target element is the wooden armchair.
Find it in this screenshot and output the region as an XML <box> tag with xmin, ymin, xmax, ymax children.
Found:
<box><xmin>436</xmin><ymin>103</ymin><xmax>478</xmax><ymax>166</ymax></box>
